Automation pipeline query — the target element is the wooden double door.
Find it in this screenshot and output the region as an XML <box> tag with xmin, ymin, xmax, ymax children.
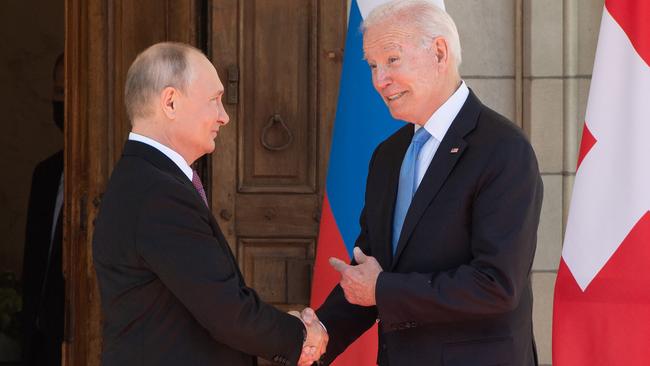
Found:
<box><xmin>64</xmin><ymin>1</ymin><xmax>345</xmax><ymax>365</ymax></box>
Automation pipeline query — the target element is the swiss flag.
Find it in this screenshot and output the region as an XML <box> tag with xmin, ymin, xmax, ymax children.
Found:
<box><xmin>552</xmin><ymin>0</ymin><xmax>650</xmax><ymax>365</ymax></box>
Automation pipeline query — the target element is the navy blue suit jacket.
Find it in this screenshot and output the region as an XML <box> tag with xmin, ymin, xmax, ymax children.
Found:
<box><xmin>318</xmin><ymin>91</ymin><xmax>543</xmax><ymax>366</ymax></box>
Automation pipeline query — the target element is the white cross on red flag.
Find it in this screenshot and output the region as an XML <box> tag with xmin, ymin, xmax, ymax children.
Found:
<box><xmin>553</xmin><ymin>0</ymin><xmax>650</xmax><ymax>364</ymax></box>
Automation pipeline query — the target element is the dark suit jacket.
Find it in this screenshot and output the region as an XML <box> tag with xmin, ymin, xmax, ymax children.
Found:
<box><xmin>317</xmin><ymin>91</ymin><xmax>543</xmax><ymax>366</ymax></box>
<box><xmin>22</xmin><ymin>150</ymin><xmax>64</xmax><ymax>366</ymax></box>
<box><xmin>93</xmin><ymin>141</ymin><xmax>305</xmax><ymax>366</ymax></box>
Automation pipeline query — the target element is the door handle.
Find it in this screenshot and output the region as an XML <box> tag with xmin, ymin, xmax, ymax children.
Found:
<box><xmin>261</xmin><ymin>114</ymin><xmax>293</xmax><ymax>151</ymax></box>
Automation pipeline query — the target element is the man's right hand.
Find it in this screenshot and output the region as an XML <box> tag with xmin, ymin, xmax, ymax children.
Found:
<box><xmin>289</xmin><ymin>308</ymin><xmax>328</xmax><ymax>365</ymax></box>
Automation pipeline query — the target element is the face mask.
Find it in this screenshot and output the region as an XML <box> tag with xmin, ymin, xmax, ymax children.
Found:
<box><xmin>52</xmin><ymin>101</ymin><xmax>64</xmax><ymax>132</ymax></box>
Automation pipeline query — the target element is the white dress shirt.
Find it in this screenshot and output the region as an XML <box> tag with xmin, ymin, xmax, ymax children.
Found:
<box><xmin>128</xmin><ymin>132</ymin><xmax>193</xmax><ymax>181</ymax></box>
<box><xmin>50</xmin><ymin>173</ymin><xmax>64</xmax><ymax>245</ymax></box>
<box><xmin>414</xmin><ymin>81</ymin><xmax>469</xmax><ymax>187</ymax></box>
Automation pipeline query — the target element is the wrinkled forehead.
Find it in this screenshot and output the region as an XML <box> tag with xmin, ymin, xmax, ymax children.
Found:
<box><xmin>363</xmin><ymin>22</ymin><xmax>420</xmax><ymax>59</ymax></box>
<box><xmin>188</xmin><ymin>52</ymin><xmax>224</xmax><ymax>93</ymax></box>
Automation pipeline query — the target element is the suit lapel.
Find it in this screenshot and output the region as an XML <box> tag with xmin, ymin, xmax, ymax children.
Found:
<box><xmin>390</xmin><ymin>91</ymin><xmax>482</xmax><ymax>269</ymax></box>
<box><xmin>123</xmin><ymin>140</ymin><xmax>193</xmax><ymax>186</ymax></box>
<box><xmin>122</xmin><ymin>140</ymin><xmax>207</xmax><ymax>206</ymax></box>
<box><xmin>377</xmin><ymin>127</ymin><xmax>412</xmax><ymax>267</ymax></box>
<box><xmin>123</xmin><ymin>140</ymin><xmax>246</xmax><ymax>280</ymax></box>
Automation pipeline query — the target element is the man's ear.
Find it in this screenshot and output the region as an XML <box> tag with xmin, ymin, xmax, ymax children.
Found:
<box><xmin>161</xmin><ymin>86</ymin><xmax>178</xmax><ymax>119</ymax></box>
<box><xmin>432</xmin><ymin>36</ymin><xmax>450</xmax><ymax>68</ymax></box>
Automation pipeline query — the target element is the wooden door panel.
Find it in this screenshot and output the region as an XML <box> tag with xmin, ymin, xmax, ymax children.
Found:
<box><xmin>238</xmin><ymin>238</ymin><xmax>314</xmax><ymax>309</ymax></box>
<box><xmin>211</xmin><ymin>0</ymin><xmax>240</xmax><ymax>252</ymax></box>
<box><xmin>235</xmin><ymin>194</ymin><xmax>320</xmax><ymax>237</ymax></box>
<box><xmin>210</xmin><ymin>5</ymin><xmax>345</xmax><ymax>364</ymax></box>
<box><xmin>240</xmin><ymin>0</ymin><xmax>317</xmax><ymax>193</ymax></box>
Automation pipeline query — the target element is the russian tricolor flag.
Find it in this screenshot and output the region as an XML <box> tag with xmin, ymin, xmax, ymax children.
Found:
<box><xmin>310</xmin><ymin>1</ymin><xmax>445</xmax><ymax>364</ymax></box>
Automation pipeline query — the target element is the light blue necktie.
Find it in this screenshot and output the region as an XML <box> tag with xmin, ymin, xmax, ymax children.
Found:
<box><xmin>392</xmin><ymin>127</ymin><xmax>431</xmax><ymax>253</ymax></box>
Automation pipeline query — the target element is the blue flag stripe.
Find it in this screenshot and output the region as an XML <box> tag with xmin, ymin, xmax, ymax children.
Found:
<box><xmin>325</xmin><ymin>0</ymin><xmax>404</xmax><ymax>254</ymax></box>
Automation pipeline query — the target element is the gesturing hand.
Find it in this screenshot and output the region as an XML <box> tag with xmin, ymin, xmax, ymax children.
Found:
<box><xmin>329</xmin><ymin>247</ymin><xmax>382</xmax><ymax>306</ymax></box>
<box><xmin>289</xmin><ymin>307</ymin><xmax>328</xmax><ymax>366</ymax></box>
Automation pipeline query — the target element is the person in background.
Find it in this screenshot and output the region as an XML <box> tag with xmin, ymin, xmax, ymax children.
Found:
<box><xmin>21</xmin><ymin>52</ymin><xmax>65</xmax><ymax>366</ymax></box>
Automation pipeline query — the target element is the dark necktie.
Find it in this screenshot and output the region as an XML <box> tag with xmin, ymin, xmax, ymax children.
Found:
<box><xmin>191</xmin><ymin>169</ymin><xmax>209</xmax><ymax>207</ymax></box>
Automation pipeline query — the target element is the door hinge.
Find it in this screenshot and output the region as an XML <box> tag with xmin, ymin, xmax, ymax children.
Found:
<box><xmin>227</xmin><ymin>64</ymin><xmax>239</xmax><ymax>105</ymax></box>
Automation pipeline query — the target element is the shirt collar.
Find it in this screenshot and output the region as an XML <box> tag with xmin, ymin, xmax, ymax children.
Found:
<box><xmin>414</xmin><ymin>80</ymin><xmax>469</xmax><ymax>142</ymax></box>
<box><xmin>128</xmin><ymin>132</ymin><xmax>193</xmax><ymax>181</ymax></box>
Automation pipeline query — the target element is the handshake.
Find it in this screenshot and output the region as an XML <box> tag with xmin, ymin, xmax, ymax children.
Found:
<box><xmin>282</xmin><ymin>248</ymin><xmax>382</xmax><ymax>365</ymax></box>
<box><xmin>286</xmin><ymin>247</ymin><xmax>382</xmax><ymax>365</ymax></box>
<box><xmin>289</xmin><ymin>308</ymin><xmax>329</xmax><ymax>366</ymax></box>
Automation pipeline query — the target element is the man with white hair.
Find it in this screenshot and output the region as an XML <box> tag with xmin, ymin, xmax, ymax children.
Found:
<box><xmin>92</xmin><ymin>42</ymin><xmax>327</xmax><ymax>366</ymax></box>
<box><xmin>317</xmin><ymin>1</ymin><xmax>542</xmax><ymax>365</ymax></box>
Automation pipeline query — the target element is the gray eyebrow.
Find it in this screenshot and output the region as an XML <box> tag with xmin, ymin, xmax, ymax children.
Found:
<box><xmin>363</xmin><ymin>44</ymin><xmax>403</xmax><ymax>61</ymax></box>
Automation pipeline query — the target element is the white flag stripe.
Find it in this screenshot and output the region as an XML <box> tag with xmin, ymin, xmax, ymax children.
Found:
<box><xmin>357</xmin><ymin>0</ymin><xmax>445</xmax><ymax>20</ymax></box>
<box><xmin>562</xmin><ymin>8</ymin><xmax>650</xmax><ymax>291</ymax></box>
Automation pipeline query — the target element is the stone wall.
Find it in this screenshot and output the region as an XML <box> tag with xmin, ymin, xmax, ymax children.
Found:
<box><xmin>446</xmin><ymin>1</ymin><xmax>603</xmax><ymax>364</ymax></box>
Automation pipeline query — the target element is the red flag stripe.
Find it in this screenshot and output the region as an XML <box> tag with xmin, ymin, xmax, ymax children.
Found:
<box><xmin>576</xmin><ymin>122</ymin><xmax>597</xmax><ymax>171</ymax></box>
<box><xmin>553</xmin><ymin>212</ymin><xmax>650</xmax><ymax>365</ymax></box>
<box><xmin>311</xmin><ymin>193</ymin><xmax>379</xmax><ymax>366</ymax></box>
<box><xmin>606</xmin><ymin>0</ymin><xmax>650</xmax><ymax>66</ymax></box>
<box><xmin>311</xmin><ymin>193</ymin><xmax>349</xmax><ymax>307</ymax></box>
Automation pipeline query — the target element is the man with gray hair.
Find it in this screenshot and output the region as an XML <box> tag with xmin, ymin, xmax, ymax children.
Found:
<box><xmin>93</xmin><ymin>42</ymin><xmax>327</xmax><ymax>366</ymax></box>
<box><xmin>317</xmin><ymin>1</ymin><xmax>542</xmax><ymax>365</ymax></box>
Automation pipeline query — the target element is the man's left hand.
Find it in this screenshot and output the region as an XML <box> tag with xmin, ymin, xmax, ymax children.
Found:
<box><xmin>329</xmin><ymin>247</ymin><xmax>382</xmax><ymax>306</ymax></box>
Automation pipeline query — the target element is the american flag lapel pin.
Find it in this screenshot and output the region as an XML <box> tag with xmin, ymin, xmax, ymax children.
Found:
<box><xmin>450</xmin><ymin>147</ymin><xmax>460</xmax><ymax>154</ymax></box>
